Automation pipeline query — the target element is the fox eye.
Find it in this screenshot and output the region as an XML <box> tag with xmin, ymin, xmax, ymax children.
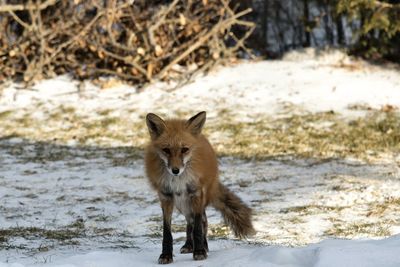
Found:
<box><xmin>162</xmin><ymin>148</ymin><xmax>171</xmax><ymax>155</ymax></box>
<box><xmin>181</xmin><ymin>147</ymin><xmax>189</xmax><ymax>153</ymax></box>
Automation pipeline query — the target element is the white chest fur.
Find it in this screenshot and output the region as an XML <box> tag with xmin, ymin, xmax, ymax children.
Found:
<box><xmin>161</xmin><ymin>170</ymin><xmax>197</xmax><ymax>217</ymax></box>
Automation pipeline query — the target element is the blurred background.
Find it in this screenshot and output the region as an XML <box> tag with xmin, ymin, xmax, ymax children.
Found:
<box><xmin>1</xmin><ymin>0</ymin><xmax>399</xmax><ymax>86</ymax></box>
<box><xmin>245</xmin><ymin>0</ymin><xmax>400</xmax><ymax>60</ymax></box>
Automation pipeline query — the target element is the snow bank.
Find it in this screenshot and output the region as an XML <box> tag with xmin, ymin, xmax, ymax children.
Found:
<box><xmin>1</xmin><ymin>236</ymin><xmax>399</xmax><ymax>267</ymax></box>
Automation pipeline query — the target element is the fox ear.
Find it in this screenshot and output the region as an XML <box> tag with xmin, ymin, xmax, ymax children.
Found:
<box><xmin>186</xmin><ymin>111</ymin><xmax>206</xmax><ymax>135</ymax></box>
<box><xmin>146</xmin><ymin>113</ymin><xmax>166</xmax><ymax>139</ymax></box>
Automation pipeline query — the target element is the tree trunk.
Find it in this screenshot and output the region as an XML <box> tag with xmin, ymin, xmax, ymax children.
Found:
<box><xmin>262</xmin><ymin>0</ymin><xmax>269</xmax><ymax>53</ymax></box>
<box><xmin>323</xmin><ymin>1</ymin><xmax>334</xmax><ymax>45</ymax></box>
<box><xmin>336</xmin><ymin>15</ymin><xmax>345</xmax><ymax>46</ymax></box>
<box><xmin>303</xmin><ymin>0</ymin><xmax>311</xmax><ymax>47</ymax></box>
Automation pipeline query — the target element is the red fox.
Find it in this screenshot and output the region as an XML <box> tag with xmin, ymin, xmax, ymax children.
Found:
<box><xmin>145</xmin><ymin>111</ymin><xmax>255</xmax><ymax>264</ymax></box>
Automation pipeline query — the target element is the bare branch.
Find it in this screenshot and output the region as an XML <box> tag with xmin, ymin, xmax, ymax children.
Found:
<box><xmin>0</xmin><ymin>0</ymin><xmax>59</xmax><ymax>12</ymax></box>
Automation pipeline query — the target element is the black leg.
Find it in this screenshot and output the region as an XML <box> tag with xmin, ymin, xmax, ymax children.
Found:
<box><xmin>193</xmin><ymin>212</ymin><xmax>207</xmax><ymax>260</ymax></box>
<box><xmin>158</xmin><ymin>201</ymin><xmax>173</xmax><ymax>264</ymax></box>
<box><xmin>202</xmin><ymin>211</ymin><xmax>209</xmax><ymax>252</ymax></box>
<box><xmin>180</xmin><ymin>217</ymin><xmax>193</xmax><ymax>254</ymax></box>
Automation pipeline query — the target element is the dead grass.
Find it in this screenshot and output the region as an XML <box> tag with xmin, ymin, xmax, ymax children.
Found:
<box><xmin>367</xmin><ymin>197</ymin><xmax>400</xmax><ymax>217</ymax></box>
<box><xmin>208</xmin><ymin>224</ymin><xmax>231</xmax><ymax>239</ymax></box>
<box><xmin>280</xmin><ymin>205</ymin><xmax>347</xmax><ymax>215</ymax></box>
<box><xmin>0</xmin><ymin>108</ymin><xmax>399</xmax><ymax>162</ymax></box>
<box><xmin>0</xmin><ymin>219</ymin><xmax>85</xmax><ymax>246</ymax></box>
<box><xmin>209</xmin><ymin>111</ymin><xmax>400</xmax><ymax>161</ymax></box>
<box><xmin>0</xmin><ymin>110</ymin><xmax>12</xmax><ymax>119</ymax></box>
<box><xmin>325</xmin><ymin>221</ymin><xmax>392</xmax><ymax>238</ymax></box>
<box><xmin>0</xmin><ymin>218</ymin><xmax>132</xmax><ymax>253</ymax></box>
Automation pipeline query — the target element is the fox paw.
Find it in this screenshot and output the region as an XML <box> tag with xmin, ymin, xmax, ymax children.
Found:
<box><xmin>180</xmin><ymin>243</ymin><xmax>193</xmax><ymax>254</ymax></box>
<box><xmin>158</xmin><ymin>253</ymin><xmax>173</xmax><ymax>264</ymax></box>
<box><xmin>193</xmin><ymin>249</ymin><xmax>207</xmax><ymax>261</ymax></box>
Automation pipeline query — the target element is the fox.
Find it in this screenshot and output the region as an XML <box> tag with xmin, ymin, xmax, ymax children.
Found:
<box><xmin>144</xmin><ymin>111</ymin><xmax>255</xmax><ymax>264</ymax></box>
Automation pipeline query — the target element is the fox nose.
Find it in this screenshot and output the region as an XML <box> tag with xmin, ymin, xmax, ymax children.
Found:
<box><xmin>172</xmin><ymin>168</ymin><xmax>180</xmax><ymax>175</ymax></box>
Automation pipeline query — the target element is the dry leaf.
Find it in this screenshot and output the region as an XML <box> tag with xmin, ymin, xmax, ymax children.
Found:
<box><xmin>212</xmin><ymin>51</ymin><xmax>220</xmax><ymax>59</ymax></box>
<box><xmin>131</xmin><ymin>68</ymin><xmax>139</xmax><ymax>76</ymax></box>
<box><xmin>155</xmin><ymin>45</ymin><xmax>163</xmax><ymax>57</ymax></box>
<box><xmin>179</xmin><ymin>13</ymin><xmax>186</xmax><ymax>26</ymax></box>
<box><xmin>89</xmin><ymin>45</ymin><xmax>97</xmax><ymax>52</ymax></box>
<box><xmin>137</xmin><ymin>47</ymin><xmax>145</xmax><ymax>56</ymax></box>
<box><xmin>9</xmin><ymin>50</ymin><xmax>17</xmax><ymax>57</ymax></box>
<box><xmin>381</xmin><ymin>104</ymin><xmax>397</xmax><ymax>113</ymax></box>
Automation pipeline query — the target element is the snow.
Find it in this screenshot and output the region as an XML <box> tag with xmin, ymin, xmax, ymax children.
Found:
<box><xmin>1</xmin><ymin>237</ymin><xmax>400</xmax><ymax>266</ymax></box>
<box><xmin>1</xmin><ymin>49</ymin><xmax>399</xmax><ymax>122</ymax></box>
<box><xmin>1</xmin><ymin>49</ymin><xmax>400</xmax><ymax>266</ymax></box>
<box><xmin>1</xmin><ymin>143</ymin><xmax>399</xmax><ymax>266</ymax></box>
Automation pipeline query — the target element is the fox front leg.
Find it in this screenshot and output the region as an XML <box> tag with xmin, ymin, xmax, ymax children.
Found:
<box><xmin>180</xmin><ymin>217</ymin><xmax>193</xmax><ymax>254</ymax></box>
<box><xmin>202</xmin><ymin>210</ymin><xmax>209</xmax><ymax>252</ymax></box>
<box><xmin>181</xmin><ymin>211</ymin><xmax>208</xmax><ymax>255</ymax></box>
<box><xmin>158</xmin><ymin>199</ymin><xmax>174</xmax><ymax>264</ymax></box>
<box><xmin>193</xmin><ymin>212</ymin><xmax>208</xmax><ymax>260</ymax></box>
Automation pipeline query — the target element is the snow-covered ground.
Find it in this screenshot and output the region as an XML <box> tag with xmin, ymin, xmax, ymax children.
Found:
<box><xmin>3</xmin><ymin>237</ymin><xmax>400</xmax><ymax>267</ymax></box>
<box><xmin>1</xmin><ymin>140</ymin><xmax>399</xmax><ymax>266</ymax></box>
<box><xmin>1</xmin><ymin>49</ymin><xmax>400</xmax><ymax>122</ymax></box>
<box><xmin>1</xmin><ymin>49</ymin><xmax>400</xmax><ymax>266</ymax></box>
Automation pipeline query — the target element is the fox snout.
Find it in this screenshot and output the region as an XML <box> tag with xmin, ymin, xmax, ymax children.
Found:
<box><xmin>166</xmin><ymin>163</ymin><xmax>184</xmax><ymax>176</ymax></box>
<box><xmin>156</xmin><ymin>147</ymin><xmax>187</xmax><ymax>176</ymax></box>
<box><xmin>167</xmin><ymin>154</ymin><xmax>185</xmax><ymax>176</ymax></box>
<box><xmin>171</xmin><ymin>167</ymin><xmax>180</xmax><ymax>175</ymax></box>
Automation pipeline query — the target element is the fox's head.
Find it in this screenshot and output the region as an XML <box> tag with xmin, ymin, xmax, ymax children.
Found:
<box><xmin>146</xmin><ymin>111</ymin><xmax>206</xmax><ymax>177</ymax></box>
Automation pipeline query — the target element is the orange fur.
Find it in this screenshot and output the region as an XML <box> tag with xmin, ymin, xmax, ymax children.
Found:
<box><xmin>144</xmin><ymin>112</ymin><xmax>255</xmax><ymax>263</ymax></box>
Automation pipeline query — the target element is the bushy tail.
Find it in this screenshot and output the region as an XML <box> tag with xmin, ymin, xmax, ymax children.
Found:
<box><xmin>212</xmin><ymin>183</ymin><xmax>255</xmax><ymax>238</ymax></box>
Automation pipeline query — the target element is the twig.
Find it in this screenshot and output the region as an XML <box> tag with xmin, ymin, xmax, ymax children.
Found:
<box><xmin>94</xmin><ymin>68</ymin><xmax>141</xmax><ymax>81</ymax></box>
<box><xmin>375</xmin><ymin>1</ymin><xmax>400</xmax><ymax>9</ymax></box>
<box><xmin>156</xmin><ymin>7</ymin><xmax>253</xmax><ymax>79</ymax></box>
<box><xmin>96</xmin><ymin>47</ymin><xmax>148</xmax><ymax>78</ymax></box>
<box><xmin>148</xmin><ymin>0</ymin><xmax>179</xmax><ymax>47</ymax></box>
<box><xmin>7</xmin><ymin>10</ymin><xmax>32</xmax><ymax>29</ymax></box>
<box><xmin>0</xmin><ymin>0</ymin><xmax>59</xmax><ymax>12</ymax></box>
<box><xmin>44</xmin><ymin>10</ymin><xmax>104</xmax><ymax>66</ymax></box>
<box><xmin>228</xmin><ymin>22</ymin><xmax>256</xmax><ymax>59</ymax></box>
<box><xmin>0</xmin><ymin>0</ymin><xmax>255</xmax><ymax>87</ymax></box>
